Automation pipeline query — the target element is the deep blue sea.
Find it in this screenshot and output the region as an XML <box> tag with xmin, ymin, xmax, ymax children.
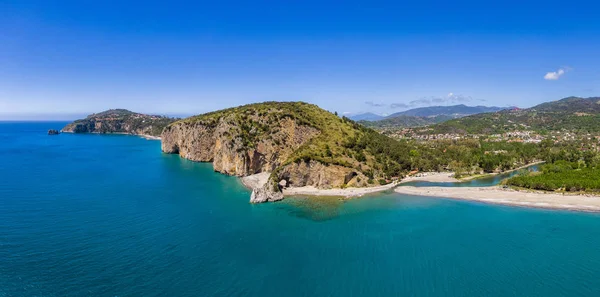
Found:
<box><xmin>2</xmin><ymin>122</ymin><xmax>600</xmax><ymax>297</ymax></box>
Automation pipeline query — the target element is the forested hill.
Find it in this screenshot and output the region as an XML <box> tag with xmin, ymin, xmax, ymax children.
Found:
<box><xmin>422</xmin><ymin>97</ymin><xmax>600</xmax><ymax>134</ymax></box>
<box><xmin>61</xmin><ymin>109</ymin><xmax>176</xmax><ymax>137</ymax></box>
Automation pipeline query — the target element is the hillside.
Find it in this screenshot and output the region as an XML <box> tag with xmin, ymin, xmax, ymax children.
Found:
<box><xmin>422</xmin><ymin>97</ymin><xmax>600</xmax><ymax>135</ymax></box>
<box><xmin>360</xmin><ymin>104</ymin><xmax>510</xmax><ymax>129</ymax></box>
<box><xmin>161</xmin><ymin>102</ymin><xmax>416</xmax><ymax>202</ymax></box>
<box><xmin>62</xmin><ymin>109</ymin><xmax>175</xmax><ymax>137</ymax></box>
<box><xmin>388</xmin><ymin>104</ymin><xmax>508</xmax><ymax>118</ymax></box>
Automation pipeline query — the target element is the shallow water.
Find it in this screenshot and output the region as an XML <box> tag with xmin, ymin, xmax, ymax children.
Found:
<box><xmin>2</xmin><ymin>122</ymin><xmax>600</xmax><ymax>296</ymax></box>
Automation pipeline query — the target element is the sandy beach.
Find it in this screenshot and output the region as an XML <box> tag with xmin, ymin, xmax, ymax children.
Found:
<box><xmin>239</xmin><ymin>163</ymin><xmax>600</xmax><ymax>212</ymax></box>
<box><xmin>241</xmin><ymin>172</ymin><xmax>399</xmax><ymax>198</ymax></box>
<box><xmin>139</xmin><ymin>134</ymin><xmax>161</xmax><ymax>140</ymax></box>
<box><xmin>399</xmin><ymin>172</ymin><xmax>458</xmax><ymax>183</ymax></box>
<box><xmin>395</xmin><ymin>186</ymin><xmax>600</xmax><ymax>212</ymax></box>
<box><xmin>282</xmin><ymin>182</ymin><xmax>398</xmax><ymax>198</ymax></box>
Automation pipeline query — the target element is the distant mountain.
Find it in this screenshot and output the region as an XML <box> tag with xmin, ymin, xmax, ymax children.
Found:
<box><xmin>360</xmin><ymin>115</ymin><xmax>454</xmax><ymax>129</ymax></box>
<box><xmin>387</xmin><ymin>104</ymin><xmax>509</xmax><ymax>118</ymax></box>
<box><xmin>361</xmin><ymin>104</ymin><xmax>511</xmax><ymax>129</ymax></box>
<box><xmin>349</xmin><ymin>112</ymin><xmax>385</xmax><ymax>121</ymax></box>
<box><xmin>423</xmin><ymin>97</ymin><xmax>600</xmax><ymax>134</ymax></box>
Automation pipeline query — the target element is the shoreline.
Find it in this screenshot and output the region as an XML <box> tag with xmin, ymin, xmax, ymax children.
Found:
<box><xmin>240</xmin><ymin>172</ymin><xmax>399</xmax><ymax>198</ymax></box>
<box><xmin>60</xmin><ymin>131</ymin><xmax>161</xmax><ymax>140</ymax></box>
<box><xmin>399</xmin><ymin>172</ymin><xmax>458</xmax><ymax>183</ymax></box>
<box><xmin>282</xmin><ymin>182</ymin><xmax>399</xmax><ymax>198</ymax></box>
<box><xmin>238</xmin><ymin>160</ymin><xmax>543</xmax><ymax>199</ymax></box>
<box><xmin>395</xmin><ymin>186</ymin><xmax>600</xmax><ymax>212</ymax></box>
<box><xmin>240</xmin><ymin>162</ymin><xmax>593</xmax><ymax>213</ymax></box>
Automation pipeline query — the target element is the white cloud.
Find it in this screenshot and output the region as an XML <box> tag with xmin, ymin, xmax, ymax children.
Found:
<box><xmin>544</xmin><ymin>68</ymin><xmax>567</xmax><ymax>80</ymax></box>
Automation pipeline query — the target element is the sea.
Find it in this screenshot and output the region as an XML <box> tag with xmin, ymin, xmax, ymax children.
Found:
<box><xmin>2</xmin><ymin>121</ymin><xmax>600</xmax><ymax>297</ymax></box>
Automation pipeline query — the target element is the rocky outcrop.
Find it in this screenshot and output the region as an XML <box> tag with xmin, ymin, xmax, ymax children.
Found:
<box><xmin>62</xmin><ymin>109</ymin><xmax>175</xmax><ymax>137</ymax></box>
<box><xmin>48</xmin><ymin>129</ymin><xmax>60</xmax><ymax>135</ymax></box>
<box><xmin>250</xmin><ymin>183</ymin><xmax>284</xmax><ymax>203</ymax></box>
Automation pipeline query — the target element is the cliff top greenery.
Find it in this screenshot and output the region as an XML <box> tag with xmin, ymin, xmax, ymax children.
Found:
<box><xmin>64</xmin><ymin>109</ymin><xmax>176</xmax><ymax>136</ymax></box>
<box><xmin>87</xmin><ymin>109</ymin><xmax>137</xmax><ymax>118</ymax></box>
<box><xmin>173</xmin><ymin>101</ymin><xmax>423</xmax><ymax>182</ymax></box>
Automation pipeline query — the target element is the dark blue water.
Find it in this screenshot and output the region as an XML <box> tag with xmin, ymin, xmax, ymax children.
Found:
<box><xmin>2</xmin><ymin>122</ymin><xmax>600</xmax><ymax>296</ymax></box>
<box><xmin>402</xmin><ymin>165</ymin><xmax>539</xmax><ymax>188</ymax></box>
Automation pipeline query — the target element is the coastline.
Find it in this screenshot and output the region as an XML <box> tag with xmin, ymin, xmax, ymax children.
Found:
<box><xmin>395</xmin><ymin>186</ymin><xmax>600</xmax><ymax>212</ymax></box>
<box><xmin>240</xmin><ymin>172</ymin><xmax>399</xmax><ymax>198</ymax></box>
<box><xmin>240</xmin><ymin>161</ymin><xmax>593</xmax><ymax>212</ymax></box>
<box><xmin>60</xmin><ymin>131</ymin><xmax>161</xmax><ymax>140</ymax></box>
<box><xmin>282</xmin><ymin>182</ymin><xmax>399</xmax><ymax>198</ymax></box>
<box><xmin>399</xmin><ymin>172</ymin><xmax>458</xmax><ymax>183</ymax></box>
<box><xmin>238</xmin><ymin>160</ymin><xmax>542</xmax><ymax>199</ymax></box>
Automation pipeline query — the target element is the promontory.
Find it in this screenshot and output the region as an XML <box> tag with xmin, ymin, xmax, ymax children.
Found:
<box><xmin>61</xmin><ymin>109</ymin><xmax>175</xmax><ymax>137</ymax></box>
<box><xmin>161</xmin><ymin>101</ymin><xmax>414</xmax><ymax>203</ymax></box>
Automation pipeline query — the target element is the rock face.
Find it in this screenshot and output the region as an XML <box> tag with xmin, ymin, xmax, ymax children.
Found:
<box><xmin>48</xmin><ymin>129</ymin><xmax>60</xmax><ymax>135</ymax></box>
<box><xmin>61</xmin><ymin>109</ymin><xmax>175</xmax><ymax>137</ymax></box>
<box><xmin>161</xmin><ymin>102</ymin><xmax>380</xmax><ymax>203</ymax></box>
<box><xmin>162</xmin><ymin>116</ymin><xmax>320</xmax><ymax>176</ymax></box>
<box><xmin>277</xmin><ymin>160</ymin><xmax>368</xmax><ymax>189</ymax></box>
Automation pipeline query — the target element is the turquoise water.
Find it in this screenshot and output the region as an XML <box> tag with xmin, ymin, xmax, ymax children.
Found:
<box><xmin>2</xmin><ymin>122</ymin><xmax>600</xmax><ymax>297</ymax></box>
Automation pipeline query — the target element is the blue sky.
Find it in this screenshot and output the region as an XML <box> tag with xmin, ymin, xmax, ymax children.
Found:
<box><xmin>1</xmin><ymin>0</ymin><xmax>599</xmax><ymax>119</ymax></box>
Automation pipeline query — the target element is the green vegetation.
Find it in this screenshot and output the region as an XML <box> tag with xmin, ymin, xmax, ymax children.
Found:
<box><xmin>393</xmin><ymin>139</ymin><xmax>544</xmax><ymax>178</ymax></box>
<box><xmin>172</xmin><ymin>100</ymin><xmax>600</xmax><ymax>192</ymax></box>
<box><xmin>423</xmin><ymin>97</ymin><xmax>600</xmax><ymax>135</ymax></box>
<box><xmin>175</xmin><ymin>102</ymin><xmax>594</xmax><ymax>184</ymax></box>
<box><xmin>505</xmin><ymin>138</ymin><xmax>600</xmax><ymax>192</ymax></box>
<box><xmin>175</xmin><ymin>102</ymin><xmax>420</xmax><ymax>182</ymax></box>
<box><xmin>88</xmin><ymin>109</ymin><xmax>136</xmax><ymax>117</ymax></box>
<box><xmin>506</xmin><ymin>161</ymin><xmax>600</xmax><ymax>193</ymax></box>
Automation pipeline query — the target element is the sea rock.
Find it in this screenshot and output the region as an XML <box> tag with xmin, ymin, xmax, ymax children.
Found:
<box><xmin>250</xmin><ymin>183</ymin><xmax>284</xmax><ymax>203</ymax></box>
<box><xmin>48</xmin><ymin>129</ymin><xmax>60</xmax><ymax>135</ymax></box>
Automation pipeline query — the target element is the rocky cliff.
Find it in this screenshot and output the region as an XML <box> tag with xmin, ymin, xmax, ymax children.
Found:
<box><xmin>62</xmin><ymin>109</ymin><xmax>175</xmax><ymax>137</ymax></box>
<box><xmin>162</xmin><ymin>102</ymin><xmax>403</xmax><ymax>203</ymax></box>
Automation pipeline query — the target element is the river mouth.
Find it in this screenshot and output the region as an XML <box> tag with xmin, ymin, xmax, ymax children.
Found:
<box><xmin>401</xmin><ymin>164</ymin><xmax>540</xmax><ymax>188</ymax></box>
